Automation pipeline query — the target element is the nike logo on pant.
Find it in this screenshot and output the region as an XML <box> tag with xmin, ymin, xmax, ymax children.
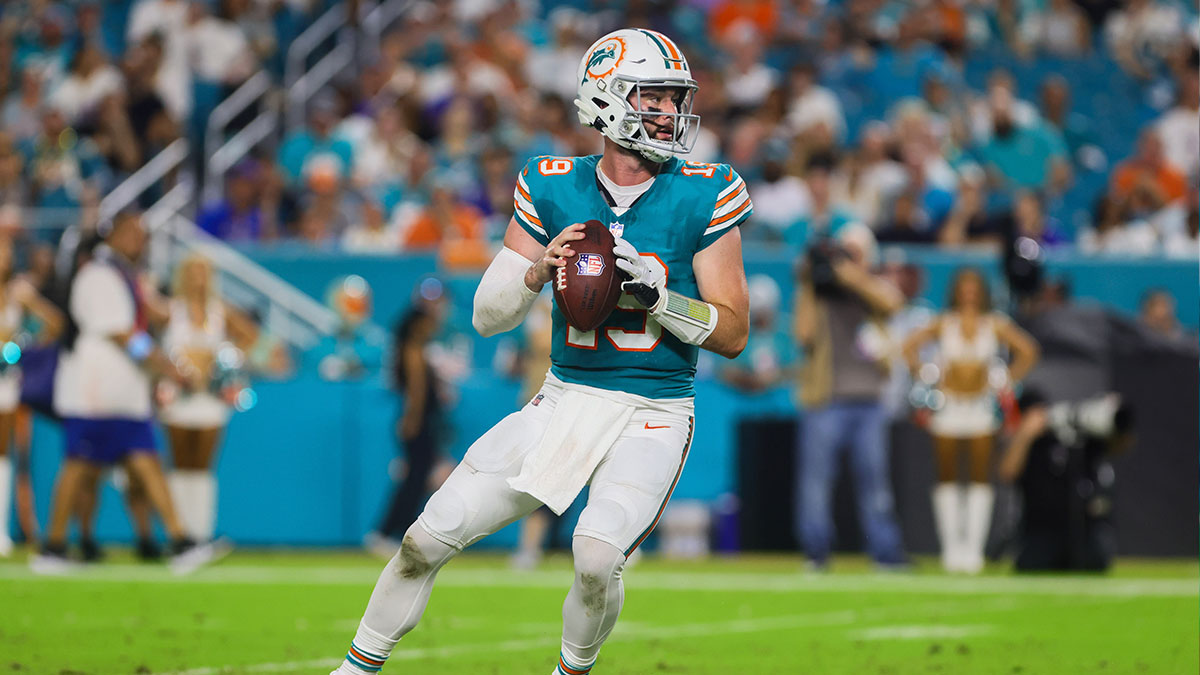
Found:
<box><xmin>643</xmin><ymin>423</ymin><xmax>670</xmax><ymax>430</ymax></box>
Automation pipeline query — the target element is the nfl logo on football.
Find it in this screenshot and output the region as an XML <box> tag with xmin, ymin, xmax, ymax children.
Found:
<box><xmin>576</xmin><ymin>253</ymin><xmax>605</xmax><ymax>277</ymax></box>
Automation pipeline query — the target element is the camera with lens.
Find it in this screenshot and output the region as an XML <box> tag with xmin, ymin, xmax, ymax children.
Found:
<box><xmin>1044</xmin><ymin>393</ymin><xmax>1134</xmax><ymax>447</ymax></box>
<box><xmin>805</xmin><ymin>236</ymin><xmax>850</xmax><ymax>298</ymax></box>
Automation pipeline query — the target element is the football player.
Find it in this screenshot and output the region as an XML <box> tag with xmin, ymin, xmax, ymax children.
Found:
<box><xmin>332</xmin><ymin>29</ymin><xmax>752</xmax><ymax>675</ymax></box>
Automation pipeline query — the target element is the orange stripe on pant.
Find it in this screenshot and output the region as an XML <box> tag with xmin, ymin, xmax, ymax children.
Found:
<box><xmin>625</xmin><ymin>417</ymin><xmax>695</xmax><ymax>557</ymax></box>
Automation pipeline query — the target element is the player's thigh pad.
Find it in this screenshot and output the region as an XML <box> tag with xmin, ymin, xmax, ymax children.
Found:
<box><xmin>575</xmin><ymin>415</ymin><xmax>693</xmax><ymax>555</ymax></box>
<box><xmin>418</xmin><ymin>403</ymin><xmax>550</xmax><ymax>549</ymax></box>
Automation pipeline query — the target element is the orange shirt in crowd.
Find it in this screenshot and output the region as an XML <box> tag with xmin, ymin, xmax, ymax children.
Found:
<box><xmin>709</xmin><ymin>0</ymin><xmax>779</xmax><ymax>41</ymax></box>
<box><xmin>1110</xmin><ymin>161</ymin><xmax>1188</xmax><ymax>204</ymax></box>
<box><xmin>402</xmin><ymin>204</ymin><xmax>491</xmax><ymax>269</ymax></box>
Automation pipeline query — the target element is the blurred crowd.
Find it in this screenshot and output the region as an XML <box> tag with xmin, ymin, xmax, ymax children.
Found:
<box><xmin>0</xmin><ymin>0</ymin><xmax>1195</xmax><ymax>267</ymax></box>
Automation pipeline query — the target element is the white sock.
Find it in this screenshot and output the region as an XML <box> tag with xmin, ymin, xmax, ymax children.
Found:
<box><xmin>930</xmin><ymin>483</ymin><xmax>960</xmax><ymax>573</ymax></box>
<box><xmin>558</xmin><ymin>536</ymin><xmax>625</xmax><ymax>674</ymax></box>
<box><xmin>334</xmin><ymin>524</ymin><xmax>458</xmax><ymax>673</ymax></box>
<box><xmin>963</xmin><ymin>483</ymin><xmax>995</xmax><ymax>575</ymax></box>
<box><xmin>0</xmin><ymin>456</ymin><xmax>12</xmax><ymax>551</ymax></box>
<box><xmin>195</xmin><ymin>473</ymin><xmax>216</xmax><ymax>541</ymax></box>
<box><xmin>169</xmin><ymin>470</ymin><xmax>210</xmax><ymax>541</ymax></box>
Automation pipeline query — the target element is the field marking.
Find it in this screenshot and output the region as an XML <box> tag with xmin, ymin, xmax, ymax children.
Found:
<box><xmin>848</xmin><ymin>624</ymin><xmax>993</xmax><ymax>641</ymax></box>
<box><xmin>2</xmin><ymin>562</ymin><xmax>1195</xmax><ymax>598</ymax></box>
<box><xmin>157</xmin><ymin>597</ymin><xmax>1026</xmax><ymax>675</ymax></box>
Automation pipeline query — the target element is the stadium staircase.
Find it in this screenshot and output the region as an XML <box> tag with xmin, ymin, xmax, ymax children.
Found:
<box><xmin>68</xmin><ymin>0</ymin><xmax>413</xmax><ymax>350</ymax></box>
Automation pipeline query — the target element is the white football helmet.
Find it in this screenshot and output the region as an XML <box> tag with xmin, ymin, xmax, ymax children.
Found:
<box><xmin>574</xmin><ymin>29</ymin><xmax>700</xmax><ymax>163</ymax></box>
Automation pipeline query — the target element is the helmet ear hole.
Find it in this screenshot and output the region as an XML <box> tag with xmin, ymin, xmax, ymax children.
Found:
<box><xmin>592</xmin><ymin>98</ymin><xmax>610</xmax><ymax>110</ymax></box>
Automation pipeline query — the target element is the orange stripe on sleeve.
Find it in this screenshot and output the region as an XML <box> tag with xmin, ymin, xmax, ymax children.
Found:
<box><xmin>708</xmin><ymin>198</ymin><xmax>751</xmax><ymax>228</ymax></box>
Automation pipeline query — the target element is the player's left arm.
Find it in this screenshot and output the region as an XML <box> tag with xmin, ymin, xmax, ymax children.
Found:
<box><xmin>614</xmin><ymin>228</ymin><xmax>748</xmax><ymax>359</ymax></box>
<box><xmin>692</xmin><ymin>228</ymin><xmax>749</xmax><ymax>359</ymax></box>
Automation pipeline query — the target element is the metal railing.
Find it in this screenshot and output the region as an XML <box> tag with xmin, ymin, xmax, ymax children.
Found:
<box><xmin>97</xmin><ymin>138</ymin><xmax>189</xmax><ymax>224</ymax></box>
<box><xmin>360</xmin><ymin>0</ymin><xmax>411</xmax><ymax>60</ymax></box>
<box><xmin>160</xmin><ymin>214</ymin><xmax>343</xmax><ymax>350</ymax></box>
<box><xmin>204</xmin><ymin>71</ymin><xmax>274</xmax><ymax>202</ymax></box>
<box><xmin>285</xmin><ymin>2</ymin><xmax>348</xmax><ymax>88</ymax></box>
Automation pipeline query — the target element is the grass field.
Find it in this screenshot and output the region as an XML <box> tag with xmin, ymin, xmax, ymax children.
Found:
<box><xmin>0</xmin><ymin>550</ymin><xmax>1195</xmax><ymax>674</ymax></box>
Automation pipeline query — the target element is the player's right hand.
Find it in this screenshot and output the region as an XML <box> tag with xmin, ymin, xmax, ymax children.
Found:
<box><xmin>527</xmin><ymin>223</ymin><xmax>586</xmax><ymax>287</ymax></box>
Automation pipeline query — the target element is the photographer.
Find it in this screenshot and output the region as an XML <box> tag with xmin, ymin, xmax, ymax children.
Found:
<box><xmin>998</xmin><ymin>391</ymin><xmax>1133</xmax><ymax>572</ymax></box>
<box><xmin>793</xmin><ymin>224</ymin><xmax>906</xmax><ymax>569</ymax></box>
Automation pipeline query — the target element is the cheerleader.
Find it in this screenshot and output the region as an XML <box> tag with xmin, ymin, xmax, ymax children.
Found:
<box><xmin>0</xmin><ymin>236</ymin><xmax>63</xmax><ymax>556</ymax></box>
<box><xmin>160</xmin><ymin>255</ymin><xmax>232</xmax><ymax>544</ymax></box>
<box><xmin>903</xmin><ymin>268</ymin><xmax>1039</xmax><ymax>573</ymax></box>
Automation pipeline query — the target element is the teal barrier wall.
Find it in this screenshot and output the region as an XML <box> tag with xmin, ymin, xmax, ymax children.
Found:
<box><xmin>25</xmin><ymin>247</ymin><xmax>1198</xmax><ymax>548</ymax></box>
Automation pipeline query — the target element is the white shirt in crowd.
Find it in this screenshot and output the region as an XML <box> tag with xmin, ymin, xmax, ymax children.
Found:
<box><xmin>49</xmin><ymin>65</ymin><xmax>124</xmax><ymax>123</ymax></box>
<box><xmin>127</xmin><ymin>0</ymin><xmax>192</xmax><ymax>120</ymax></box>
<box><xmin>750</xmin><ymin>174</ymin><xmax>812</xmax><ymax>235</ymax></box>
<box><xmin>1157</xmin><ymin>105</ymin><xmax>1200</xmax><ymax>178</ymax></box>
<box><xmin>723</xmin><ymin>63</ymin><xmax>778</xmax><ymax>109</ymax></box>
<box><xmin>787</xmin><ymin>85</ymin><xmax>846</xmax><ymax>142</ymax></box>
<box><xmin>54</xmin><ymin>257</ymin><xmax>152</xmax><ymax>420</ymax></box>
<box><xmin>187</xmin><ymin>16</ymin><xmax>255</xmax><ymax>83</ymax></box>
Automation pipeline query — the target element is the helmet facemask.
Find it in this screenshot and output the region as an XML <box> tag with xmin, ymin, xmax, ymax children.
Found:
<box><xmin>601</xmin><ymin>77</ymin><xmax>699</xmax><ymax>162</ymax></box>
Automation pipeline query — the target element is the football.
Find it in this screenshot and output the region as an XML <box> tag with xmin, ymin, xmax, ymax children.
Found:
<box><xmin>553</xmin><ymin>219</ymin><xmax>623</xmax><ymax>332</ymax></box>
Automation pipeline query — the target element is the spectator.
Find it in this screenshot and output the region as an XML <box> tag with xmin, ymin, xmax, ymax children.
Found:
<box><xmin>877</xmin><ymin>190</ymin><xmax>938</xmax><ymax>244</ymax></box>
<box><xmin>13</xmin><ymin>4</ymin><xmax>74</xmax><ymax>87</ymax></box>
<box><xmin>3</xmin><ymin>68</ymin><xmax>47</xmax><ymax>143</ymax></box>
<box><xmin>793</xmin><ymin>224</ymin><xmax>907</xmax><ymax>570</ymax></box>
<box><xmin>121</xmin><ymin>36</ymin><xmax>181</xmax><ymax>158</ymax></box>
<box><xmin>22</xmin><ymin>107</ymin><xmax>107</xmax><ymax>209</ymax></box>
<box><xmin>197</xmin><ymin>159</ymin><xmax>276</xmax><ymax>242</ymax></box>
<box><xmin>277</xmin><ymin>93</ymin><xmax>354</xmax><ymax>187</ymax></box>
<box><xmin>710</xmin><ymin>0</ymin><xmax>780</xmax><ymax>43</ymax></box>
<box><xmin>1017</xmin><ymin>0</ymin><xmax>1092</xmax><ymax>57</ymax></box>
<box><xmin>1110</xmin><ymin>128</ymin><xmax>1188</xmax><ymax>206</ymax></box>
<box><xmin>0</xmin><ymin>134</ymin><xmax>28</xmax><ymax>207</ymax></box>
<box><xmin>722</xmin><ymin>26</ymin><xmax>779</xmax><ymax>115</ymax></box>
<box><xmin>785</xmin><ymin>62</ymin><xmax>845</xmax><ymax>144</ymax></box>
<box><xmin>127</xmin><ymin>0</ymin><xmax>192</xmax><ymax>121</ymax></box>
<box><xmin>399</xmin><ymin>182</ymin><xmax>487</xmax><ymax>268</ymax></box>
<box><xmin>341</xmin><ymin>196</ymin><xmax>400</xmax><ymax>254</ymax></box>
<box><xmin>1079</xmin><ymin>193</ymin><xmax>1159</xmax><ymax>255</ymax></box>
<box><xmin>840</xmin><ymin>122</ymin><xmax>907</xmax><ymax>230</ymax></box>
<box><xmin>747</xmin><ymin>140</ymin><xmax>810</xmax><ymax>242</ymax></box>
<box><xmin>1155</xmin><ymin>67</ymin><xmax>1200</xmax><ymax>179</ymax></box>
<box><xmin>1105</xmin><ymin>0</ymin><xmax>1188</xmax><ymax>79</ymax></box>
<box><xmin>340</xmin><ymin>100</ymin><xmax>423</xmax><ymax>195</ymax></box>
<box><xmin>1139</xmin><ymin>288</ymin><xmax>1185</xmax><ymax>339</ymax></box>
<box><xmin>977</xmin><ymin>84</ymin><xmax>1071</xmax><ymax>195</ymax></box>
<box><xmin>185</xmin><ymin>0</ymin><xmax>257</xmax><ymax>88</ymax></box>
<box><xmin>1163</xmin><ymin>187</ymin><xmax>1199</xmax><ymax>258</ymax></box>
<box><xmin>719</xmin><ymin>274</ymin><xmax>795</xmax><ymax>395</ymax></box>
<box><xmin>786</xmin><ymin>152</ymin><xmax>857</xmax><ymax>250</ymax></box>
<box><xmin>48</xmin><ymin>42</ymin><xmax>123</xmax><ymax>125</ymax></box>
<box><xmin>1039</xmin><ymin>75</ymin><xmax>1104</xmax><ymax>172</ymax></box>
<box><xmin>368</xmin><ymin>279</ymin><xmax>450</xmax><ymax>552</ymax></box>
<box><xmin>525</xmin><ymin>8</ymin><xmax>590</xmax><ymax>101</ymax></box>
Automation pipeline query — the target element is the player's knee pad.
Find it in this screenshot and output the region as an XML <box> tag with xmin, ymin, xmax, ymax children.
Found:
<box><xmin>417</xmin><ymin>477</ymin><xmax>472</xmax><ymax>549</ymax></box>
<box><xmin>574</xmin><ymin>496</ymin><xmax>639</xmax><ymax>550</ymax></box>
<box><xmin>392</xmin><ymin>523</ymin><xmax>457</xmax><ymax>580</ymax></box>
<box><xmin>572</xmin><ymin>534</ymin><xmax>625</xmax><ymax>582</ymax></box>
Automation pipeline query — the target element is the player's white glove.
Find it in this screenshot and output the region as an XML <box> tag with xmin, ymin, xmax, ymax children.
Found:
<box><xmin>613</xmin><ymin>236</ymin><xmax>663</xmax><ymax>310</ymax></box>
<box><xmin>611</xmin><ymin>236</ymin><xmax>719</xmax><ymax>347</ymax></box>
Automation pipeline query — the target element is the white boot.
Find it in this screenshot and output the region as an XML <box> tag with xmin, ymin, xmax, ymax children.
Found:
<box><xmin>0</xmin><ymin>456</ymin><xmax>12</xmax><ymax>557</ymax></box>
<box><xmin>931</xmin><ymin>483</ymin><xmax>961</xmax><ymax>572</ymax></box>
<box><xmin>195</xmin><ymin>473</ymin><xmax>217</xmax><ymax>542</ymax></box>
<box><xmin>962</xmin><ymin>483</ymin><xmax>994</xmax><ymax>575</ymax></box>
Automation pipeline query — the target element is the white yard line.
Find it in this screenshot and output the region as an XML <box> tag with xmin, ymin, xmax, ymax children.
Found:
<box><xmin>1</xmin><ymin>562</ymin><xmax>1194</xmax><ymax>597</ymax></box>
<box><xmin>158</xmin><ymin>596</ymin><xmax>1028</xmax><ymax>675</ymax></box>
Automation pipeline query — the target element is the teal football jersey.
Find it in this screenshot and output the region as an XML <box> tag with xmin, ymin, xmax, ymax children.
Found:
<box><xmin>512</xmin><ymin>154</ymin><xmax>753</xmax><ymax>399</ymax></box>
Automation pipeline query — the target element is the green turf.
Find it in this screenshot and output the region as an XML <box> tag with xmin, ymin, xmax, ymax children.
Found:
<box><xmin>1</xmin><ymin>551</ymin><xmax>1195</xmax><ymax>674</ymax></box>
